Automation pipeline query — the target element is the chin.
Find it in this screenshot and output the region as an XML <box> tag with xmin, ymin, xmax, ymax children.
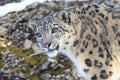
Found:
<box><xmin>46</xmin><ymin>50</ymin><xmax>58</xmax><ymax>57</ymax></box>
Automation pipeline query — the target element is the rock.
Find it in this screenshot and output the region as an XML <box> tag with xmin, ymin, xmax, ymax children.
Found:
<box><xmin>25</xmin><ymin>2</ymin><xmax>40</xmax><ymax>11</ymax></box>
<box><xmin>23</xmin><ymin>39</ymin><xmax>33</xmax><ymax>49</ymax></box>
<box><xmin>0</xmin><ymin>23</ymin><xmax>12</xmax><ymax>38</ymax></box>
<box><xmin>0</xmin><ymin>41</ymin><xmax>6</xmax><ymax>47</ymax></box>
<box><xmin>31</xmin><ymin>43</ymin><xmax>43</xmax><ymax>56</ymax></box>
<box><xmin>7</xmin><ymin>41</ymin><xmax>12</xmax><ymax>46</ymax></box>
<box><xmin>21</xmin><ymin>9</ymin><xmax>37</xmax><ymax>21</ymax></box>
<box><xmin>40</xmin><ymin>74</ymin><xmax>52</xmax><ymax>80</ymax></box>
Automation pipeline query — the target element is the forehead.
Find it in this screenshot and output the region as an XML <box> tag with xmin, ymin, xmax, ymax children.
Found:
<box><xmin>37</xmin><ymin>13</ymin><xmax>57</xmax><ymax>26</ymax></box>
<box><xmin>36</xmin><ymin>16</ymin><xmax>54</xmax><ymax>32</ymax></box>
<box><xmin>37</xmin><ymin>16</ymin><xmax>59</xmax><ymax>30</ymax></box>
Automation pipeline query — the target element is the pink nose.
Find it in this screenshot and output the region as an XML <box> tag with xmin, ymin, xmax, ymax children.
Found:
<box><xmin>44</xmin><ymin>43</ymin><xmax>51</xmax><ymax>48</ymax></box>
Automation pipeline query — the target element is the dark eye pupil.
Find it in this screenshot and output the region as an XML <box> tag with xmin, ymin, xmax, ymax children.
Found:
<box><xmin>51</xmin><ymin>27</ymin><xmax>58</xmax><ymax>34</ymax></box>
<box><xmin>36</xmin><ymin>33</ymin><xmax>42</xmax><ymax>37</ymax></box>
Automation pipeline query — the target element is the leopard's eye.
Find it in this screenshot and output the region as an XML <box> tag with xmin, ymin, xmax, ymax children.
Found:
<box><xmin>51</xmin><ymin>27</ymin><xmax>58</xmax><ymax>34</ymax></box>
<box><xmin>36</xmin><ymin>33</ymin><xmax>42</xmax><ymax>37</ymax></box>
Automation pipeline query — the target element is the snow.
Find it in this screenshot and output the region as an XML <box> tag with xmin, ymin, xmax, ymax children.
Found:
<box><xmin>0</xmin><ymin>0</ymin><xmax>88</xmax><ymax>16</ymax></box>
<box><xmin>0</xmin><ymin>0</ymin><xmax>48</xmax><ymax>16</ymax></box>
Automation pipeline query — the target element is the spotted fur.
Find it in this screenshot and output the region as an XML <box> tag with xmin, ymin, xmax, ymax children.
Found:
<box><xmin>30</xmin><ymin>3</ymin><xmax>120</xmax><ymax>80</ymax></box>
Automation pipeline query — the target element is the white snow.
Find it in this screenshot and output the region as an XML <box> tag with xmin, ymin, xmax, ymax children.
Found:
<box><xmin>0</xmin><ymin>0</ymin><xmax>48</xmax><ymax>16</ymax></box>
<box><xmin>0</xmin><ymin>0</ymin><xmax>88</xmax><ymax>16</ymax></box>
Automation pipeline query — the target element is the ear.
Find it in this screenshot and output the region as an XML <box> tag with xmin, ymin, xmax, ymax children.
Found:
<box><xmin>28</xmin><ymin>21</ymin><xmax>37</xmax><ymax>31</ymax></box>
<box><xmin>56</xmin><ymin>10</ymin><xmax>71</xmax><ymax>24</ymax></box>
<box><xmin>56</xmin><ymin>10</ymin><xmax>78</xmax><ymax>25</ymax></box>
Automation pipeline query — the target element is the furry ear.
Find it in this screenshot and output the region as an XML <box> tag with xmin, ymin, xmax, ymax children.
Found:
<box><xmin>28</xmin><ymin>21</ymin><xmax>37</xmax><ymax>31</ymax></box>
<box><xmin>56</xmin><ymin>10</ymin><xmax>72</xmax><ymax>24</ymax></box>
<box><xmin>56</xmin><ymin>10</ymin><xmax>80</xmax><ymax>26</ymax></box>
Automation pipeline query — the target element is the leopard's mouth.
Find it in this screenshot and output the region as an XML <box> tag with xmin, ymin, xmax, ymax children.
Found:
<box><xmin>48</xmin><ymin>45</ymin><xmax>59</xmax><ymax>52</ymax></box>
<box><xmin>46</xmin><ymin>45</ymin><xmax>59</xmax><ymax>57</ymax></box>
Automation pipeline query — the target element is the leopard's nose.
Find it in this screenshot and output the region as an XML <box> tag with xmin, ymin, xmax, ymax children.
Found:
<box><xmin>44</xmin><ymin>43</ymin><xmax>51</xmax><ymax>48</ymax></box>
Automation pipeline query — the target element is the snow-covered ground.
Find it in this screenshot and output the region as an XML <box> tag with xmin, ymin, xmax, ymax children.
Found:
<box><xmin>0</xmin><ymin>0</ymin><xmax>88</xmax><ymax>16</ymax></box>
<box><xmin>0</xmin><ymin>0</ymin><xmax>48</xmax><ymax>16</ymax></box>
